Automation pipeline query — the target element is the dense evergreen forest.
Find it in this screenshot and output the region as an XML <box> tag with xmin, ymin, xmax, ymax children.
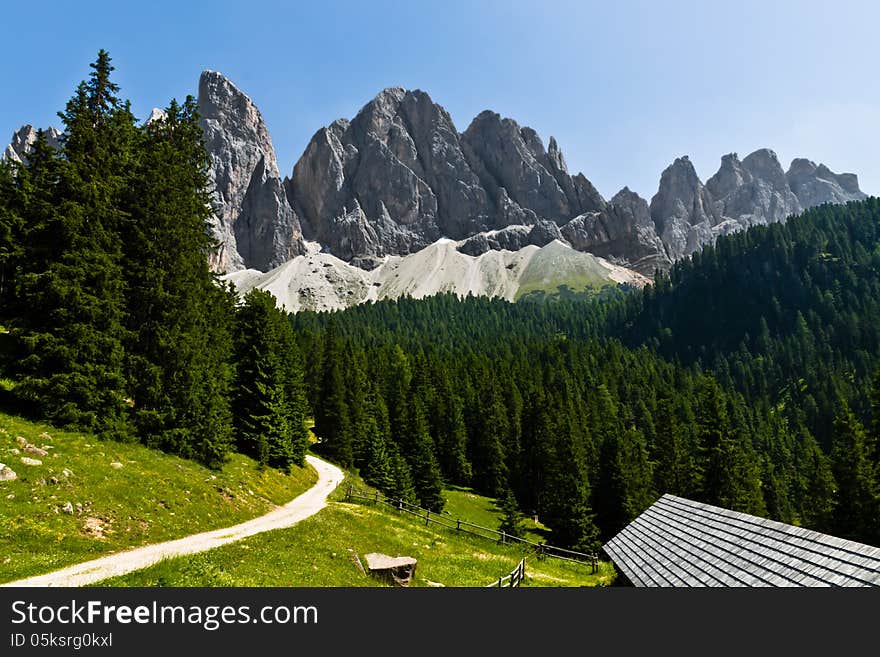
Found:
<box><xmin>0</xmin><ymin>52</ymin><xmax>310</xmax><ymax>472</ymax></box>
<box><xmin>293</xmin><ymin>200</ymin><xmax>880</xmax><ymax>549</ymax></box>
<box><xmin>1</xmin><ymin>52</ymin><xmax>877</xmax><ymax>552</ymax></box>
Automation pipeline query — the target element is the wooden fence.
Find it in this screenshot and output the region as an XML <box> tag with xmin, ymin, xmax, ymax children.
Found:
<box><xmin>486</xmin><ymin>558</ymin><xmax>526</xmax><ymax>588</ymax></box>
<box><xmin>344</xmin><ymin>485</ymin><xmax>599</xmax><ymax>573</ymax></box>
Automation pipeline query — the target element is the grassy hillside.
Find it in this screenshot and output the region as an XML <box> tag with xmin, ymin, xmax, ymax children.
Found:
<box><xmin>0</xmin><ymin>411</ymin><xmax>317</xmax><ymax>583</ymax></box>
<box><xmin>97</xmin><ymin>476</ymin><xmax>615</xmax><ymax>587</ymax></box>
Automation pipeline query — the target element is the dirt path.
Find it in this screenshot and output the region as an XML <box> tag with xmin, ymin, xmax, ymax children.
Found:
<box><xmin>2</xmin><ymin>455</ymin><xmax>344</xmax><ymax>587</ymax></box>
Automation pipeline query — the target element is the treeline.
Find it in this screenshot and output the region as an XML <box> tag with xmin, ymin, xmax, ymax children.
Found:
<box><xmin>0</xmin><ymin>52</ymin><xmax>309</xmax><ymax>472</ymax></box>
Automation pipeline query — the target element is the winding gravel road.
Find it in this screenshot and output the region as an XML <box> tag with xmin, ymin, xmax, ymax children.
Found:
<box><xmin>2</xmin><ymin>455</ymin><xmax>344</xmax><ymax>587</ymax></box>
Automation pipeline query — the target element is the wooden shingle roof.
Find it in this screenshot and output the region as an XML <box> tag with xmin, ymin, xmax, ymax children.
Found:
<box><xmin>602</xmin><ymin>494</ymin><xmax>880</xmax><ymax>587</ymax></box>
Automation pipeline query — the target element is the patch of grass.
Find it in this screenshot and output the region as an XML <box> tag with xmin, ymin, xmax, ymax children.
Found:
<box><xmin>441</xmin><ymin>487</ymin><xmax>551</xmax><ymax>544</ymax></box>
<box><xmin>0</xmin><ymin>411</ymin><xmax>317</xmax><ymax>583</ymax></box>
<box><xmin>97</xmin><ymin>500</ymin><xmax>615</xmax><ymax>587</ymax></box>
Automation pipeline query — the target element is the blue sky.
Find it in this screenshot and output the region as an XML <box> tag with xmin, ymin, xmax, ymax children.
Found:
<box><xmin>4</xmin><ymin>0</ymin><xmax>878</xmax><ymax>199</ymax></box>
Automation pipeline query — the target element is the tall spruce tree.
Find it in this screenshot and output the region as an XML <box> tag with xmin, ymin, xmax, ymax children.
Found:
<box><xmin>694</xmin><ymin>378</ymin><xmax>764</xmax><ymax>513</ymax></box>
<box><xmin>13</xmin><ymin>51</ymin><xmax>133</xmax><ymax>438</ymax></box>
<box><xmin>232</xmin><ymin>289</ymin><xmax>309</xmax><ymax>471</ymax></box>
<box><xmin>313</xmin><ymin>324</ymin><xmax>353</xmax><ymax>467</ymax></box>
<box><xmin>0</xmin><ymin>157</ymin><xmax>24</xmax><ymax>320</ymax></box>
<box><xmin>467</xmin><ymin>381</ymin><xmax>509</xmax><ymax>497</ymax></box>
<box><xmin>434</xmin><ymin>372</ymin><xmax>472</xmax><ymax>486</ymax></box>
<box><xmin>831</xmin><ymin>402</ymin><xmax>879</xmax><ymax>543</ymax></box>
<box><xmin>398</xmin><ymin>394</ymin><xmax>445</xmax><ymax>511</ymax></box>
<box><xmin>125</xmin><ymin>97</ymin><xmax>235</xmax><ymax>467</ymax></box>
<box><xmin>651</xmin><ymin>395</ymin><xmax>691</xmax><ymax>496</ymax></box>
<box><xmin>793</xmin><ymin>429</ymin><xmax>836</xmax><ymax>532</ymax></box>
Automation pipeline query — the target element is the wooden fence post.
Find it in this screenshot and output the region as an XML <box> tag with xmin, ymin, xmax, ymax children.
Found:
<box><xmin>456</xmin><ymin>519</ymin><xmax>461</xmax><ymax>531</ymax></box>
<box><xmin>346</xmin><ymin>484</ymin><xmax>352</xmax><ymax>501</ymax></box>
<box><xmin>374</xmin><ymin>491</ymin><xmax>379</xmax><ymax>504</ymax></box>
<box><xmin>425</xmin><ymin>510</ymin><xmax>430</xmax><ymax>526</ymax></box>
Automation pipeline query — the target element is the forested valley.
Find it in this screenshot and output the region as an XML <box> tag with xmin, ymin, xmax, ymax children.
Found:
<box><xmin>1</xmin><ymin>53</ymin><xmax>878</xmax><ymax>553</ymax></box>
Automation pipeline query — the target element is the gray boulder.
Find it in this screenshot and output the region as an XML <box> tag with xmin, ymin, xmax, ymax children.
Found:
<box><xmin>0</xmin><ymin>463</ymin><xmax>16</xmax><ymax>482</ymax></box>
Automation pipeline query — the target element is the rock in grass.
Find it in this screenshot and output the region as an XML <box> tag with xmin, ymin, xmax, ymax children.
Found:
<box><xmin>110</xmin><ymin>462</ymin><xmax>123</xmax><ymax>470</ymax></box>
<box><xmin>0</xmin><ymin>463</ymin><xmax>17</xmax><ymax>481</ymax></box>
<box><xmin>61</xmin><ymin>501</ymin><xmax>74</xmax><ymax>514</ymax></box>
<box><xmin>24</xmin><ymin>444</ymin><xmax>48</xmax><ymax>457</ymax></box>
<box><xmin>20</xmin><ymin>457</ymin><xmax>42</xmax><ymax>466</ymax></box>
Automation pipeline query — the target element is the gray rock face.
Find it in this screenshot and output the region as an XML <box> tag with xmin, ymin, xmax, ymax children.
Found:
<box><xmin>2</xmin><ymin>125</ymin><xmax>62</xmax><ymax>163</ymax></box>
<box><xmin>287</xmin><ymin>88</ymin><xmax>607</xmax><ymax>263</ymax></box>
<box><xmin>650</xmin><ymin>156</ymin><xmax>720</xmax><ymax>261</ymax></box>
<box><xmin>197</xmin><ymin>70</ymin><xmax>304</xmax><ymax>272</ymax></box>
<box><xmin>706</xmin><ymin>150</ymin><xmax>802</xmax><ymax>230</ymax></box>
<box><xmin>285</xmin><ymin>80</ymin><xmax>866</xmax><ymax>273</ymax></box>
<box><xmin>562</xmin><ymin>188</ymin><xmax>671</xmax><ymax>275</ymax></box>
<box><xmin>787</xmin><ymin>158</ymin><xmax>868</xmax><ymax>207</ymax></box>
<box><xmin>11</xmin><ymin>76</ymin><xmax>866</xmax><ymax>279</ymax></box>
<box><xmin>457</xmin><ymin>225</ymin><xmax>534</xmax><ymax>256</ymax></box>
<box><xmin>648</xmin><ymin>149</ymin><xmax>866</xmax><ymax>261</ymax></box>
<box><xmin>289</xmin><ymin>87</ymin><xmax>494</xmax><ymax>261</ymax></box>
<box><xmin>461</xmin><ymin>112</ymin><xmax>605</xmax><ymax>224</ymax></box>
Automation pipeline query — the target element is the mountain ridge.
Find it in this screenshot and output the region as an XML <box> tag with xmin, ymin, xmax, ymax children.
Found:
<box><xmin>4</xmin><ymin>71</ymin><xmax>866</xmax><ymax>279</ymax></box>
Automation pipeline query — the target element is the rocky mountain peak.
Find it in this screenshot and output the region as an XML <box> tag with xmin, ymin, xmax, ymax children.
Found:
<box><xmin>2</xmin><ymin>125</ymin><xmax>62</xmax><ymax>163</ymax></box>
<box><xmin>197</xmin><ymin>70</ymin><xmax>304</xmax><ymax>272</ymax></box>
<box><xmin>741</xmin><ymin>148</ymin><xmax>788</xmax><ymax>188</ymax></box>
<box><xmin>786</xmin><ymin>158</ymin><xmax>867</xmax><ymax>207</ymax></box>
<box><xmin>650</xmin><ymin>156</ymin><xmax>719</xmax><ymax>259</ymax></box>
<box><xmin>706</xmin><ymin>153</ymin><xmax>748</xmax><ymax>199</ymax></box>
<box><xmin>146</xmin><ymin>108</ymin><xmax>167</xmax><ymax>124</ymax></box>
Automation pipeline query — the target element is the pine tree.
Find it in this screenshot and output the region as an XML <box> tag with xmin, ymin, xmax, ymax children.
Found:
<box><xmin>343</xmin><ymin>346</ymin><xmax>370</xmax><ymax>470</ymax></box>
<box><xmin>498</xmin><ymin>488</ymin><xmax>526</xmax><ymax>540</ymax></box>
<box><xmin>232</xmin><ymin>289</ymin><xmax>309</xmax><ymax>471</ymax></box>
<box><xmin>539</xmin><ymin>405</ymin><xmax>600</xmax><ymax>551</ymax></box>
<box><xmin>387</xmin><ymin>442</ymin><xmax>417</xmax><ymax>506</ymax></box>
<box><xmin>12</xmin><ymin>51</ymin><xmax>134</xmax><ymax>439</ymax></box>
<box><xmin>398</xmin><ymin>394</ymin><xmax>445</xmax><ymax>512</ymax></box>
<box><xmin>651</xmin><ymin>395</ymin><xmax>690</xmax><ymax>496</ymax></box>
<box><xmin>831</xmin><ymin>402</ymin><xmax>879</xmax><ymax>543</ymax></box>
<box><xmin>359</xmin><ymin>386</ymin><xmax>394</xmax><ymax>490</ymax></box>
<box><xmin>0</xmin><ymin>157</ymin><xmax>25</xmax><ymax>320</ymax></box>
<box><xmin>434</xmin><ymin>373</ymin><xmax>472</xmax><ymax>486</ymax></box>
<box><xmin>468</xmin><ymin>382</ymin><xmax>509</xmax><ymax>497</ymax></box>
<box><xmin>795</xmin><ymin>431</ymin><xmax>836</xmax><ymax>532</ymax></box>
<box><xmin>361</xmin><ymin>413</ymin><xmax>394</xmax><ymax>492</ymax></box>
<box><xmin>125</xmin><ymin>97</ymin><xmax>235</xmax><ymax>466</ymax></box>
<box><xmin>313</xmin><ymin>324</ymin><xmax>353</xmax><ymax>467</ymax></box>
<box><xmin>694</xmin><ymin>378</ymin><xmax>764</xmax><ymax>514</ymax></box>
